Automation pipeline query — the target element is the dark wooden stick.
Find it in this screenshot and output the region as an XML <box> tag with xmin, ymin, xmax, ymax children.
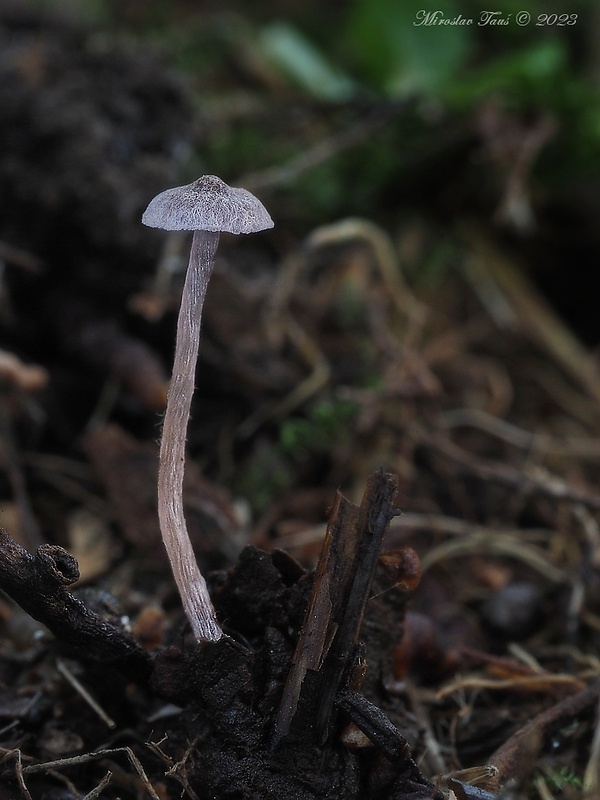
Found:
<box><xmin>273</xmin><ymin>470</ymin><xmax>399</xmax><ymax>746</ymax></box>
<box><xmin>0</xmin><ymin>529</ymin><xmax>151</xmax><ymax>682</ymax></box>
<box><xmin>336</xmin><ymin>691</ymin><xmax>412</xmax><ymax>762</ymax></box>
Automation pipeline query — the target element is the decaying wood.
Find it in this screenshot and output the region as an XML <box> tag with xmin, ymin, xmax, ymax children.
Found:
<box><xmin>0</xmin><ymin>470</ymin><xmax>443</xmax><ymax>799</ymax></box>
<box><xmin>0</xmin><ymin>529</ymin><xmax>151</xmax><ymax>682</ymax></box>
<box><xmin>273</xmin><ymin>470</ymin><xmax>400</xmax><ymax>745</ymax></box>
<box><xmin>336</xmin><ymin>690</ymin><xmax>412</xmax><ymax>762</ymax></box>
<box><xmin>148</xmin><ymin>473</ymin><xmax>442</xmax><ymax>799</ymax></box>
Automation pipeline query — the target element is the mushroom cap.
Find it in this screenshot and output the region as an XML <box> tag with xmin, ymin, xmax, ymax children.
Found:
<box><xmin>142</xmin><ymin>175</ymin><xmax>274</xmax><ymax>234</ymax></box>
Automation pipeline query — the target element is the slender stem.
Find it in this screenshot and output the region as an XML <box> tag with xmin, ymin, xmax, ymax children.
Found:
<box><xmin>158</xmin><ymin>229</ymin><xmax>223</xmax><ymax>642</ymax></box>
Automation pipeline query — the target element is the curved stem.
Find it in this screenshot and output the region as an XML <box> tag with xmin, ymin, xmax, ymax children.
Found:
<box><xmin>158</xmin><ymin>229</ymin><xmax>223</xmax><ymax>642</ymax></box>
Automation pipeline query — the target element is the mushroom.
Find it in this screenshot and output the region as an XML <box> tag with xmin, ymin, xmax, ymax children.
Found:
<box><xmin>142</xmin><ymin>175</ymin><xmax>273</xmax><ymax>642</ymax></box>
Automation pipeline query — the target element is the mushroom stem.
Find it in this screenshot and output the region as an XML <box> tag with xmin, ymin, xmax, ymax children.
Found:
<box><xmin>158</xmin><ymin>229</ymin><xmax>223</xmax><ymax>642</ymax></box>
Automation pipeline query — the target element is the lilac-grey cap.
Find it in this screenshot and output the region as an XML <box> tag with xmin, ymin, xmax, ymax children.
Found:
<box><xmin>142</xmin><ymin>175</ymin><xmax>274</xmax><ymax>235</ymax></box>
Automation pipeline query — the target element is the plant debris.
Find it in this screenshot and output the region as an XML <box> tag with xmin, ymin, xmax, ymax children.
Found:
<box><xmin>0</xmin><ymin>473</ymin><xmax>439</xmax><ymax>799</ymax></box>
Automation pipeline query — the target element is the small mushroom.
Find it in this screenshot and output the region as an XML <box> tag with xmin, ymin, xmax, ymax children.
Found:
<box><xmin>142</xmin><ymin>175</ymin><xmax>273</xmax><ymax>642</ymax></box>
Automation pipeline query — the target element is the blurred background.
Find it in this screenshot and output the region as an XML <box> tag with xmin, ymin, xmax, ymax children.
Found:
<box><xmin>2</xmin><ymin>0</ymin><xmax>600</xmax><ymax>792</ymax></box>
<box><xmin>1</xmin><ymin>0</ymin><xmax>600</xmax><ymax>545</ymax></box>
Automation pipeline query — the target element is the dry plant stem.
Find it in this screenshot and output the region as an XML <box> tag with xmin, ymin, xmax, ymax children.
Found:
<box><xmin>487</xmin><ymin>681</ymin><xmax>600</xmax><ymax>792</ymax></box>
<box><xmin>158</xmin><ymin>229</ymin><xmax>222</xmax><ymax>642</ymax></box>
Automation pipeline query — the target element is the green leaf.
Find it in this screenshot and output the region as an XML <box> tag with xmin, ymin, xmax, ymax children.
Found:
<box><xmin>445</xmin><ymin>38</ymin><xmax>568</xmax><ymax>107</ymax></box>
<box><xmin>259</xmin><ymin>22</ymin><xmax>356</xmax><ymax>101</ymax></box>
<box><xmin>343</xmin><ymin>0</ymin><xmax>471</xmax><ymax>95</ymax></box>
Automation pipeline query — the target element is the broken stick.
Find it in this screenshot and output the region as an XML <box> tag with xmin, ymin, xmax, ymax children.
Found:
<box><xmin>273</xmin><ymin>470</ymin><xmax>399</xmax><ymax>746</ymax></box>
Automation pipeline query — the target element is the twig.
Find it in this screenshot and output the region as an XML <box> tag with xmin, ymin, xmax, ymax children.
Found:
<box><xmin>441</xmin><ymin>407</ymin><xmax>600</xmax><ymax>459</ymax></box>
<box><xmin>336</xmin><ymin>690</ymin><xmax>411</xmax><ymax>762</ymax></box>
<box><xmin>240</xmin><ymin>101</ymin><xmax>414</xmax><ymax>192</ymax></box>
<box><xmin>15</xmin><ymin>750</ymin><xmax>34</xmax><ymax>800</ymax></box>
<box><xmin>0</xmin><ymin>529</ymin><xmax>151</xmax><ymax>683</ymax></box>
<box><xmin>305</xmin><ymin>217</ymin><xmax>428</xmax><ymax>341</ymax></box>
<box><xmin>22</xmin><ymin>747</ymin><xmax>160</xmax><ymax>800</ymax></box>
<box><xmin>419</xmin><ymin>534</ymin><xmax>565</xmax><ymax>583</ymax></box>
<box><xmin>583</xmin><ymin>696</ymin><xmax>600</xmax><ymax>796</ymax></box>
<box><xmin>420</xmin><ymin>427</ymin><xmax>600</xmax><ymax>512</ymax></box>
<box><xmin>56</xmin><ymin>658</ymin><xmax>116</xmax><ymax>729</ymax></box>
<box><xmin>436</xmin><ymin>673</ymin><xmax>585</xmax><ymax>700</ymax></box>
<box><xmin>147</xmin><ymin>736</ymin><xmax>202</xmax><ymax>800</ymax></box>
<box><xmin>487</xmin><ymin>681</ymin><xmax>600</xmax><ymax>792</ymax></box>
<box><xmin>389</xmin><ymin>512</ymin><xmax>553</xmax><ymax>542</ymax></box>
<box><xmin>237</xmin><ymin>315</ymin><xmax>330</xmax><ymax>438</ymax></box>
<box><xmin>81</xmin><ymin>771</ymin><xmax>112</xmax><ymax>800</ymax></box>
<box><xmin>403</xmin><ymin>682</ymin><xmax>448</xmax><ymax>776</ymax></box>
<box><xmin>463</xmin><ymin>232</ymin><xmax>600</xmax><ymax>405</ymax></box>
<box><xmin>534</xmin><ymin>776</ymin><xmax>554</xmax><ymax>800</ymax></box>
